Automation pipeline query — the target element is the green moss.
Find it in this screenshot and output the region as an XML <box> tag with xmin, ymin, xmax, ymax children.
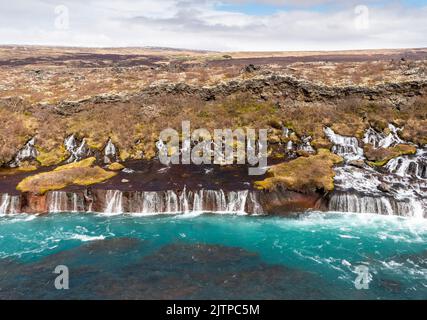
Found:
<box><xmin>36</xmin><ymin>145</ymin><xmax>69</xmax><ymax>166</ymax></box>
<box><xmin>254</xmin><ymin>149</ymin><xmax>343</xmax><ymax>193</ymax></box>
<box><xmin>107</xmin><ymin>162</ymin><xmax>125</xmax><ymax>171</ymax></box>
<box><xmin>17</xmin><ymin>157</ymin><xmax>116</xmax><ymax>194</ymax></box>
<box><xmin>53</xmin><ymin>157</ymin><xmax>97</xmax><ymax>171</ymax></box>
<box><xmin>119</xmin><ymin>150</ymin><xmax>131</xmax><ymax>162</ymax></box>
<box><xmin>365</xmin><ymin>144</ymin><xmax>417</xmax><ymax>167</ymax></box>
<box><xmin>0</xmin><ymin>166</ymin><xmax>37</xmax><ymax>176</ymax></box>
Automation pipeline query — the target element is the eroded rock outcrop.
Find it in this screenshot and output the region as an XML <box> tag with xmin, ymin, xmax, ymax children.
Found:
<box><xmin>0</xmin><ymin>187</ymin><xmax>326</xmax><ymax>216</ymax></box>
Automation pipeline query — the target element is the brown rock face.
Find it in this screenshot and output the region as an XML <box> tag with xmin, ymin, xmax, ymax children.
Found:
<box><xmin>258</xmin><ymin>188</ymin><xmax>326</xmax><ymax>215</ymax></box>
<box><xmin>3</xmin><ymin>187</ymin><xmax>328</xmax><ymax>216</ymax></box>
<box><xmin>21</xmin><ymin>192</ymin><xmax>48</xmax><ymax>214</ymax></box>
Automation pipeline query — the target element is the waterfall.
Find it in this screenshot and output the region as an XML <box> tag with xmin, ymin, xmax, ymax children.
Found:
<box><xmin>179</xmin><ymin>187</ymin><xmax>190</xmax><ymax>213</ymax></box>
<box><xmin>226</xmin><ymin>190</ymin><xmax>248</xmax><ymax>213</ymax></box>
<box><xmin>329</xmin><ymin>193</ymin><xmax>412</xmax><ymax>216</ymax></box>
<box><xmin>283</xmin><ymin>127</ymin><xmax>293</xmax><ymax>138</ymax></box>
<box><xmin>193</xmin><ymin>190</ymin><xmax>203</xmax><ymax>212</ymax></box>
<box><xmin>103</xmin><ymin>138</ymin><xmax>118</xmax><ymax>164</ymax></box>
<box><xmin>165</xmin><ymin>190</ymin><xmax>179</xmax><ymax>212</ymax></box>
<box><xmin>363</xmin><ymin>124</ymin><xmax>405</xmax><ymax>149</ymax></box>
<box><xmin>331</xmin><ymin>162</ymin><xmax>426</xmax><ymax>218</ymax></box>
<box><xmin>64</xmin><ymin>134</ymin><xmax>77</xmax><ymax>153</ymax></box>
<box><xmin>47</xmin><ymin>191</ymin><xmax>69</xmax><ymax>213</ymax></box>
<box><xmin>297</xmin><ymin>136</ymin><xmax>315</xmax><ymax>154</ymax></box>
<box><xmin>65</xmin><ymin>135</ymin><xmax>90</xmax><ymax>163</ymax></box>
<box><xmin>324</xmin><ymin>127</ymin><xmax>364</xmax><ymax>161</ymax></box>
<box><xmin>0</xmin><ymin>194</ymin><xmax>20</xmax><ymax>215</ymax></box>
<box><xmin>104</xmin><ymin>190</ymin><xmax>123</xmax><ymax>214</ymax></box>
<box><xmin>9</xmin><ymin>137</ymin><xmax>38</xmax><ymax>167</ymax></box>
<box><xmin>385</xmin><ymin>148</ymin><xmax>427</xmax><ymax>179</ymax></box>
<box><xmin>328</xmin><ymin>193</ymin><xmax>415</xmax><ymax>217</ymax></box>
<box><xmin>103</xmin><ymin>189</ymin><xmax>262</xmax><ymax>215</ymax></box>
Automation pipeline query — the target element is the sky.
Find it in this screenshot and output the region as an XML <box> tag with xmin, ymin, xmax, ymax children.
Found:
<box><xmin>0</xmin><ymin>0</ymin><xmax>426</xmax><ymax>51</ymax></box>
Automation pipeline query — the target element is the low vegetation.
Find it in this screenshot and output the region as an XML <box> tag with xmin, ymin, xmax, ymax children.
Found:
<box><xmin>365</xmin><ymin>144</ymin><xmax>417</xmax><ymax>167</ymax></box>
<box><xmin>16</xmin><ymin>157</ymin><xmax>117</xmax><ymax>194</ymax></box>
<box><xmin>0</xmin><ymin>47</ymin><xmax>426</xmax><ymax>169</ymax></box>
<box><xmin>254</xmin><ymin>149</ymin><xmax>343</xmax><ymax>193</ymax></box>
<box><xmin>107</xmin><ymin>162</ymin><xmax>125</xmax><ymax>171</ymax></box>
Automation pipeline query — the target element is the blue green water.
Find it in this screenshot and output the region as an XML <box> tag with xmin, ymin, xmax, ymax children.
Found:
<box><xmin>0</xmin><ymin>212</ymin><xmax>426</xmax><ymax>299</ymax></box>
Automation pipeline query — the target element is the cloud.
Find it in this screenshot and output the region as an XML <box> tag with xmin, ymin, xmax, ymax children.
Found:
<box><xmin>0</xmin><ymin>0</ymin><xmax>426</xmax><ymax>51</ymax></box>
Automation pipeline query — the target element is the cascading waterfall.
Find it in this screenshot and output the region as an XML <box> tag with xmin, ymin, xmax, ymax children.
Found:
<box><xmin>297</xmin><ymin>136</ymin><xmax>315</xmax><ymax>154</ymax></box>
<box><xmin>325</xmin><ymin>125</ymin><xmax>426</xmax><ymax>218</ymax></box>
<box><xmin>329</xmin><ymin>163</ymin><xmax>426</xmax><ymax>218</ymax></box>
<box><xmin>385</xmin><ymin>148</ymin><xmax>427</xmax><ymax>179</ymax></box>
<box><xmin>104</xmin><ymin>188</ymin><xmax>263</xmax><ymax>215</ymax></box>
<box><xmin>104</xmin><ymin>190</ymin><xmax>124</xmax><ymax>214</ymax></box>
<box><xmin>363</xmin><ymin>123</ymin><xmax>405</xmax><ymax>149</ymax></box>
<box><xmin>324</xmin><ymin>127</ymin><xmax>364</xmax><ymax>161</ymax></box>
<box><xmin>103</xmin><ymin>138</ymin><xmax>118</xmax><ymax>164</ymax></box>
<box><xmin>0</xmin><ymin>194</ymin><xmax>20</xmax><ymax>214</ymax></box>
<box><xmin>64</xmin><ymin>134</ymin><xmax>90</xmax><ymax>163</ymax></box>
<box><xmin>46</xmin><ymin>191</ymin><xmax>86</xmax><ymax>213</ymax></box>
<box><xmin>9</xmin><ymin>137</ymin><xmax>38</xmax><ymax>167</ymax></box>
<box><xmin>329</xmin><ymin>193</ymin><xmax>414</xmax><ymax>216</ymax></box>
<box><xmin>47</xmin><ymin>191</ymin><xmax>69</xmax><ymax>213</ymax></box>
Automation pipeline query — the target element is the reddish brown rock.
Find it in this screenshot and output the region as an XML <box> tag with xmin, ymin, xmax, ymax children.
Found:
<box><xmin>258</xmin><ymin>188</ymin><xmax>326</xmax><ymax>215</ymax></box>
<box><xmin>21</xmin><ymin>192</ymin><xmax>48</xmax><ymax>214</ymax></box>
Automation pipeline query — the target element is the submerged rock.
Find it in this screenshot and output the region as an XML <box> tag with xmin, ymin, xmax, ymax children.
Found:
<box><xmin>0</xmin><ymin>241</ymin><xmax>337</xmax><ymax>299</ymax></box>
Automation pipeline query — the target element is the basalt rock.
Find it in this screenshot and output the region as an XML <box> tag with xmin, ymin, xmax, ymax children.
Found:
<box><xmin>34</xmin><ymin>74</ymin><xmax>427</xmax><ymax>113</ymax></box>
<box><xmin>20</xmin><ymin>192</ymin><xmax>48</xmax><ymax>214</ymax></box>
<box><xmin>258</xmin><ymin>188</ymin><xmax>326</xmax><ymax>215</ymax></box>
<box><xmin>0</xmin><ymin>187</ymin><xmax>326</xmax><ymax>216</ymax></box>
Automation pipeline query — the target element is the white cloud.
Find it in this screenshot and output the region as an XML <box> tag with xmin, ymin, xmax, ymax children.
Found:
<box><xmin>0</xmin><ymin>0</ymin><xmax>426</xmax><ymax>51</ymax></box>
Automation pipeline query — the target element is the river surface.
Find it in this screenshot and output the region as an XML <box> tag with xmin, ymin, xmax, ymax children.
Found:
<box><xmin>0</xmin><ymin>212</ymin><xmax>426</xmax><ymax>299</ymax></box>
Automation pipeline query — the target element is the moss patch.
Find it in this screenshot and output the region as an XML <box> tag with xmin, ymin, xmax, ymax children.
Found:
<box><xmin>0</xmin><ymin>166</ymin><xmax>37</xmax><ymax>176</ymax></box>
<box><xmin>16</xmin><ymin>157</ymin><xmax>116</xmax><ymax>194</ymax></box>
<box><xmin>365</xmin><ymin>144</ymin><xmax>417</xmax><ymax>167</ymax></box>
<box><xmin>36</xmin><ymin>145</ymin><xmax>69</xmax><ymax>166</ymax></box>
<box><xmin>254</xmin><ymin>149</ymin><xmax>343</xmax><ymax>193</ymax></box>
<box><xmin>107</xmin><ymin>162</ymin><xmax>125</xmax><ymax>171</ymax></box>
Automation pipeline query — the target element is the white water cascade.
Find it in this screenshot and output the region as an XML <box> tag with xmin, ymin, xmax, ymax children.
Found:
<box><xmin>297</xmin><ymin>136</ymin><xmax>315</xmax><ymax>154</ymax></box>
<box><xmin>64</xmin><ymin>134</ymin><xmax>90</xmax><ymax>163</ymax></box>
<box><xmin>47</xmin><ymin>191</ymin><xmax>70</xmax><ymax>213</ymax></box>
<box><xmin>329</xmin><ymin>163</ymin><xmax>426</xmax><ymax>217</ymax></box>
<box><xmin>0</xmin><ymin>194</ymin><xmax>20</xmax><ymax>215</ymax></box>
<box><xmin>103</xmin><ymin>138</ymin><xmax>118</xmax><ymax>164</ymax></box>
<box><xmin>9</xmin><ymin>137</ymin><xmax>38</xmax><ymax>167</ymax></box>
<box><xmin>324</xmin><ymin>123</ymin><xmax>426</xmax><ymax>218</ymax></box>
<box><xmin>329</xmin><ymin>193</ymin><xmax>414</xmax><ymax>216</ymax></box>
<box><xmin>385</xmin><ymin>148</ymin><xmax>427</xmax><ymax>179</ymax></box>
<box><xmin>323</xmin><ymin>127</ymin><xmax>364</xmax><ymax>161</ymax></box>
<box><xmin>104</xmin><ymin>190</ymin><xmax>124</xmax><ymax>215</ymax></box>
<box><xmin>103</xmin><ymin>188</ymin><xmax>263</xmax><ymax>215</ymax></box>
<box><xmin>363</xmin><ymin>124</ymin><xmax>405</xmax><ymax>149</ymax></box>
